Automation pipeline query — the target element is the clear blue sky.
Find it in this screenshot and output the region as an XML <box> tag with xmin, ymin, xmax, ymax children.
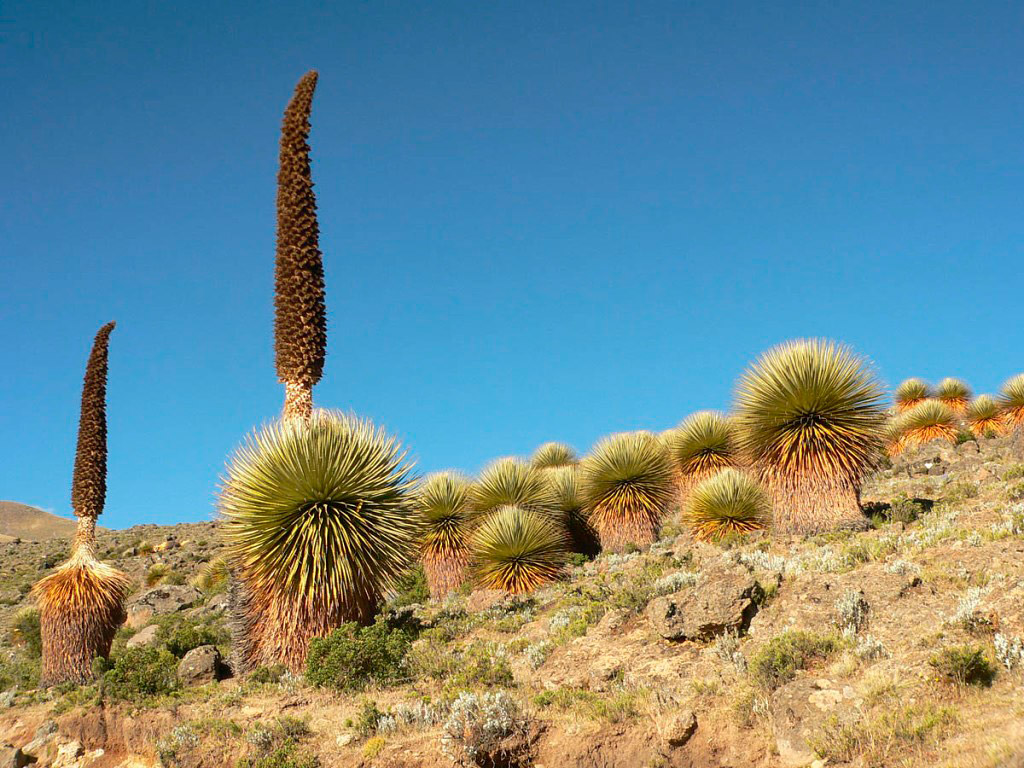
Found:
<box><xmin>2</xmin><ymin>1</ymin><xmax>1021</xmax><ymax>528</ymax></box>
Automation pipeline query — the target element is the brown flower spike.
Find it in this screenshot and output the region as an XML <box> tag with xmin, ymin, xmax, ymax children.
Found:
<box><xmin>274</xmin><ymin>70</ymin><xmax>327</xmax><ymax>419</ymax></box>
<box><xmin>70</xmin><ymin>321</ymin><xmax>115</xmax><ymax>518</ymax></box>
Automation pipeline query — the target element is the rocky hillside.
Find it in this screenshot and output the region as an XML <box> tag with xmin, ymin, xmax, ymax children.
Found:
<box><xmin>0</xmin><ymin>503</ymin><xmax>81</xmax><ymax>544</ymax></box>
<box><xmin>2</xmin><ymin>434</ymin><xmax>1024</xmax><ymax>768</ymax></box>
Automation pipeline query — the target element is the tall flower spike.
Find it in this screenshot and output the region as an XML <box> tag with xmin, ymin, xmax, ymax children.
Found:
<box><xmin>274</xmin><ymin>70</ymin><xmax>327</xmax><ymax>419</ymax></box>
<box><xmin>71</xmin><ymin>322</ymin><xmax>115</xmax><ymax>519</ymax></box>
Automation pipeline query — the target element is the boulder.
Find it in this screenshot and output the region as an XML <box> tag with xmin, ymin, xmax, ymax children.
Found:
<box><xmin>177</xmin><ymin>645</ymin><xmax>225</xmax><ymax>686</ymax></box>
<box><xmin>645</xmin><ymin>562</ymin><xmax>763</xmax><ymax>641</ymax></box>
<box><xmin>771</xmin><ymin>677</ymin><xmax>860</xmax><ymax>767</ymax></box>
<box><xmin>125</xmin><ymin>625</ymin><xmax>160</xmax><ymax>649</ymax></box>
<box><xmin>661</xmin><ymin>710</ymin><xmax>697</xmax><ymax>749</ymax></box>
<box><xmin>0</xmin><ymin>746</ymin><xmax>35</xmax><ymax>768</ymax></box>
<box><xmin>126</xmin><ymin>585</ymin><xmax>201</xmax><ymax>628</ymax></box>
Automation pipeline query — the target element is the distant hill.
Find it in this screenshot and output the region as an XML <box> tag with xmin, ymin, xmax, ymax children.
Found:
<box><xmin>0</xmin><ymin>501</ymin><xmax>82</xmax><ymax>542</ymax></box>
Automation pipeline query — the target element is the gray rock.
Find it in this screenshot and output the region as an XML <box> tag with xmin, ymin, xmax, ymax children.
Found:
<box><xmin>663</xmin><ymin>710</ymin><xmax>697</xmax><ymax>748</ymax></box>
<box><xmin>126</xmin><ymin>585</ymin><xmax>201</xmax><ymax>628</ymax></box>
<box><xmin>645</xmin><ymin>562</ymin><xmax>762</xmax><ymax>641</ymax></box>
<box><xmin>0</xmin><ymin>691</ymin><xmax>14</xmax><ymax>708</ymax></box>
<box><xmin>771</xmin><ymin>677</ymin><xmax>859</xmax><ymax>767</ymax></box>
<box><xmin>177</xmin><ymin>645</ymin><xmax>225</xmax><ymax>686</ymax></box>
<box><xmin>0</xmin><ymin>746</ymin><xmax>36</xmax><ymax>768</ymax></box>
<box><xmin>125</xmin><ymin>624</ymin><xmax>160</xmax><ymax>649</ymax></box>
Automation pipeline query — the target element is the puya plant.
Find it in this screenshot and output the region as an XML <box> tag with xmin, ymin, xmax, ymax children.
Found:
<box><xmin>470</xmin><ymin>457</ymin><xmax>558</xmax><ymax>520</ymax></box>
<box><xmin>545</xmin><ymin>465</ymin><xmax>600</xmax><ymax>556</ymax></box>
<box><xmin>967</xmin><ymin>395</ymin><xmax>1008</xmax><ymax>438</ymax></box>
<box><xmin>733</xmin><ymin>339</ymin><xmax>886</xmax><ymax>534</ymax></box>
<box><xmin>894</xmin><ymin>378</ymin><xmax>932</xmax><ymax>413</ymax></box>
<box><xmin>221</xmin><ymin>71</ymin><xmax>419</xmax><ymax>672</ymax></box>
<box><xmin>935</xmin><ymin>377</ymin><xmax>972</xmax><ymax>414</ymax></box>
<box><xmin>471</xmin><ymin>505</ymin><xmax>567</xmax><ymax>594</ymax></box>
<box><xmin>666</xmin><ymin>410</ymin><xmax>741</xmax><ymax>503</ymax></box>
<box><xmin>685</xmin><ymin>468</ymin><xmax>771</xmax><ymax>542</ymax></box>
<box><xmin>580</xmin><ymin>431</ymin><xmax>675</xmax><ymax>551</ymax></box>
<box><xmin>33</xmin><ymin>323</ymin><xmax>131</xmax><ymax>685</ymax></box>
<box><xmin>897</xmin><ymin>400</ymin><xmax>959</xmax><ymax>448</ymax></box>
<box><xmin>414</xmin><ymin>471</ymin><xmax>475</xmax><ymax>598</ymax></box>
<box><xmin>529</xmin><ymin>441</ymin><xmax>579</xmax><ymax>470</ymax></box>
<box><xmin>999</xmin><ymin>374</ymin><xmax>1024</xmax><ymax>433</ymax></box>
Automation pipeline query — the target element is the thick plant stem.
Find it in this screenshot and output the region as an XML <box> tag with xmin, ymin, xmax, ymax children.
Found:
<box><xmin>232</xmin><ymin>576</ymin><xmax>376</xmax><ymax>673</ymax></box>
<box><xmin>283</xmin><ymin>381</ymin><xmax>313</xmax><ymax>420</ymax></box>
<box><xmin>761</xmin><ymin>471</ymin><xmax>868</xmax><ymax>535</ymax></box>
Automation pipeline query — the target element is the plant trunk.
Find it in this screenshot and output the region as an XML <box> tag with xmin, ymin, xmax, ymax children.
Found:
<box><xmin>762</xmin><ymin>471</ymin><xmax>868</xmax><ymax>535</ymax></box>
<box><xmin>283</xmin><ymin>381</ymin><xmax>313</xmax><ymax>420</ymax></box>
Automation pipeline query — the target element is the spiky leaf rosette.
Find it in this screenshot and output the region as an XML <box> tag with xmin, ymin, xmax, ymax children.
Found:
<box><xmin>71</xmin><ymin>322</ymin><xmax>115</xmax><ymax>519</ymax></box>
<box><xmin>667</xmin><ymin>411</ymin><xmax>740</xmax><ymax>502</ymax></box>
<box><xmin>935</xmin><ymin>378</ymin><xmax>972</xmax><ymax>414</ymax></box>
<box><xmin>580</xmin><ymin>431</ymin><xmax>675</xmax><ymax>551</ymax></box>
<box><xmin>894</xmin><ymin>378</ymin><xmax>932</xmax><ymax>413</ymax></box>
<box><xmin>883</xmin><ymin>417</ymin><xmax>908</xmax><ymax>458</ymax></box>
<box><xmin>530</xmin><ymin>442</ymin><xmax>579</xmax><ymax>470</ymax></box>
<box><xmin>966</xmin><ymin>395</ymin><xmax>1008</xmax><ymax>438</ymax></box>
<box><xmin>470</xmin><ymin>457</ymin><xmax>558</xmax><ymax>519</ymax></box>
<box><xmin>733</xmin><ymin>339</ymin><xmax>886</xmax><ymax>535</ymax></box>
<box><xmin>274</xmin><ymin>71</ymin><xmax>327</xmax><ymax>419</ymax></box>
<box><xmin>546</xmin><ymin>466</ymin><xmax>600</xmax><ymax>556</ymax></box>
<box><xmin>415</xmin><ymin>471</ymin><xmax>475</xmax><ymax>598</ymax></box>
<box><xmin>1000</xmin><ymin>374</ymin><xmax>1024</xmax><ymax>431</ymax></box>
<box><xmin>471</xmin><ymin>505</ymin><xmax>567</xmax><ymax>594</ymax></box>
<box><xmin>897</xmin><ymin>400</ymin><xmax>959</xmax><ymax>448</ymax></box>
<box><xmin>220</xmin><ymin>411</ymin><xmax>419</xmax><ymax>671</ymax></box>
<box><xmin>685</xmin><ymin>469</ymin><xmax>770</xmax><ymax>543</ymax></box>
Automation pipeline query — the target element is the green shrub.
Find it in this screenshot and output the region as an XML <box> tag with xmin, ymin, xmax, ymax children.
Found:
<box><xmin>929</xmin><ymin>645</ymin><xmax>996</xmax><ymax>687</ymax></box>
<box><xmin>156</xmin><ymin>615</ymin><xmax>230</xmax><ymax>658</ymax></box>
<box><xmin>0</xmin><ymin>652</ymin><xmax>40</xmax><ymax>691</ymax></box>
<box><xmin>749</xmin><ymin>631</ymin><xmax>838</xmax><ymax>690</ymax></box>
<box><xmin>1007</xmin><ymin>482</ymin><xmax>1024</xmax><ymax>503</ymax></box>
<box><xmin>1003</xmin><ymin>464</ymin><xmax>1024</xmax><ymax>481</ymax></box>
<box><xmin>9</xmin><ymin>608</ymin><xmax>42</xmax><ymax>658</ymax></box>
<box><xmin>102</xmin><ymin>647</ymin><xmax>179</xmax><ymax>700</ymax></box>
<box><xmin>442</xmin><ymin>641</ymin><xmax>514</xmax><ymax>693</ymax></box>
<box><xmin>888</xmin><ymin>495</ymin><xmax>926</xmax><ymax>524</ymax></box>
<box><xmin>954</xmin><ymin>429</ymin><xmax>976</xmax><ymax>446</ymax></box>
<box><xmin>249</xmin><ymin>665</ymin><xmax>288</xmax><ymax>685</ymax></box>
<box><xmin>943</xmin><ymin>482</ymin><xmax>978</xmax><ymax>504</ymax></box>
<box><xmin>355</xmin><ymin>699</ymin><xmax>385</xmax><ymax>738</ymax></box>
<box><xmin>387</xmin><ymin>566</ymin><xmax>430</xmax><ymax>609</ymax></box>
<box><xmin>306</xmin><ymin>620</ymin><xmax>411</xmax><ymax>691</ymax></box>
<box><xmin>237</xmin><ymin>716</ymin><xmax>318</xmax><ymax>768</ymax></box>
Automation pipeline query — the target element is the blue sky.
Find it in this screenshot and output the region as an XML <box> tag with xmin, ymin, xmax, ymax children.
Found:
<box><xmin>2</xmin><ymin>1</ymin><xmax>1022</xmax><ymax>528</ymax></box>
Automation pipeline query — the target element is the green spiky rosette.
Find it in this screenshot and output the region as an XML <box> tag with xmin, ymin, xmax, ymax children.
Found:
<box><xmin>685</xmin><ymin>468</ymin><xmax>770</xmax><ymax>543</ymax></box>
<box><xmin>580</xmin><ymin>431</ymin><xmax>674</xmax><ymax>552</ymax></box>
<box><xmin>733</xmin><ymin>339</ymin><xmax>886</xmax><ymax>534</ymax></box>
<box><xmin>220</xmin><ymin>410</ymin><xmax>419</xmax><ymax>671</ymax></box>
<box><xmin>471</xmin><ymin>505</ymin><xmax>567</xmax><ymax>594</ymax></box>
<box><xmin>415</xmin><ymin>471</ymin><xmax>475</xmax><ymax>598</ymax></box>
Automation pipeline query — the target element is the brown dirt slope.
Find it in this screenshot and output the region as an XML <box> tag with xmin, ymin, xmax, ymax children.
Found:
<box><xmin>0</xmin><ymin>501</ymin><xmax>81</xmax><ymax>542</ymax></box>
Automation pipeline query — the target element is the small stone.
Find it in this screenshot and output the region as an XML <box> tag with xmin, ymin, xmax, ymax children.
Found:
<box><xmin>0</xmin><ymin>746</ymin><xmax>36</xmax><ymax>768</ymax></box>
<box><xmin>125</xmin><ymin>625</ymin><xmax>160</xmax><ymax>649</ymax></box>
<box><xmin>177</xmin><ymin>645</ymin><xmax>225</xmax><ymax>686</ymax></box>
<box><xmin>646</xmin><ymin>562</ymin><xmax>762</xmax><ymax>641</ymax></box>
<box><xmin>664</xmin><ymin>710</ymin><xmax>697</xmax><ymax>748</ymax></box>
<box><xmin>126</xmin><ymin>585</ymin><xmax>201</xmax><ymax>628</ymax></box>
<box><xmin>336</xmin><ymin>734</ymin><xmax>355</xmax><ymax>747</ymax></box>
<box><xmin>0</xmin><ymin>691</ymin><xmax>15</xmax><ymax>708</ymax></box>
